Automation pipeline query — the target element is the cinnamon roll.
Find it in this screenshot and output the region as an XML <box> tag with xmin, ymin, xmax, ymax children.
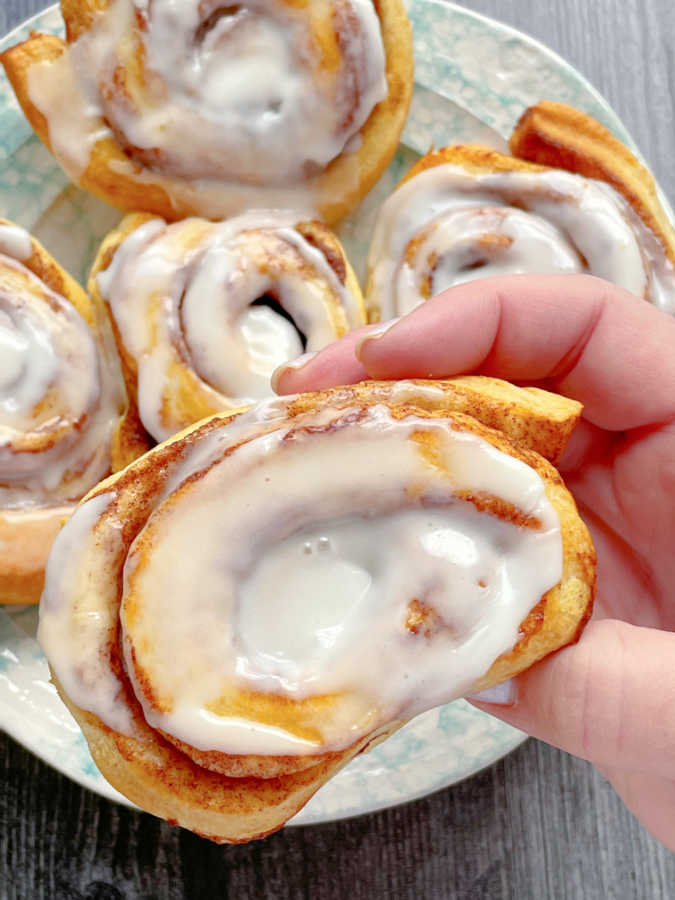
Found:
<box><xmin>39</xmin><ymin>377</ymin><xmax>595</xmax><ymax>841</ymax></box>
<box><xmin>1</xmin><ymin>0</ymin><xmax>413</xmax><ymax>224</ymax></box>
<box><xmin>0</xmin><ymin>219</ymin><xmax>143</xmax><ymax>605</ymax></box>
<box><xmin>90</xmin><ymin>211</ymin><xmax>367</xmax><ymax>442</ymax></box>
<box><xmin>366</xmin><ymin>102</ymin><xmax>675</xmax><ymax>321</ymax></box>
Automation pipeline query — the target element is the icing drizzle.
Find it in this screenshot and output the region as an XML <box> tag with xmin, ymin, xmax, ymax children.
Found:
<box><xmin>40</xmin><ymin>393</ymin><xmax>563</xmax><ymax>756</ymax></box>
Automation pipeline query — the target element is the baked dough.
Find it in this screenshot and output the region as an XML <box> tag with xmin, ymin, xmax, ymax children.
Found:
<box><xmin>89</xmin><ymin>211</ymin><xmax>367</xmax><ymax>442</ymax></box>
<box><xmin>39</xmin><ymin>376</ymin><xmax>595</xmax><ymax>841</ymax></box>
<box><xmin>1</xmin><ymin>0</ymin><xmax>414</xmax><ymax>224</ymax></box>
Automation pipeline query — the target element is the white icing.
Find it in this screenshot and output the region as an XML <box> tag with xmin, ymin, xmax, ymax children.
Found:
<box><xmin>39</xmin><ymin>492</ymin><xmax>135</xmax><ymax>735</ymax></box>
<box><xmin>0</xmin><ymin>253</ymin><xmax>123</xmax><ymax>507</ymax></box>
<box><xmin>0</xmin><ymin>305</ymin><xmax>58</xmax><ymax>415</ymax></box>
<box><xmin>40</xmin><ymin>394</ymin><xmax>563</xmax><ymax>756</ymax></box>
<box><xmin>25</xmin><ymin>0</ymin><xmax>387</xmax><ymax>214</ymax></box>
<box><xmin>0</xmin><ymin>223</ymin><xmax>32</xmax><ymax>261</ymax></box>
<box><xmin>236</xmin><ymin>505</ymin><xmax>549</xmax><ymax>706</ymax></box>
<box><xmin>234</xmin><ymin>306</ymin><xmax>304</xmax><ymax>379</ymax></box>
<box><xmin>367</xmin><ymin>164</ymin><xmax>675</xmax><ymax>318</ymax></box>
<box><xmin>415</xmin><ymin>207</ymin><xmax>582</xmax><ymax>295</ymax></box>
<box><xmin>97</xmin><ymin>212</ymin><xmax>364</xmax><ymax>441</ymax></box>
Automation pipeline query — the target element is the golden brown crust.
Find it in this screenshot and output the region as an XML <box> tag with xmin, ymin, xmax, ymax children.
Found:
<box><xmin>0</xmin><ymin>34</ymin><xmax>63</xmax><ymax>158</ymax></box>
<box><xmin>0</xmin><ymin>508</ymin><xmax>71</xmax><ymax>605</ymax></box>
<box><xmin>59</xmin><ymin>679</ymin><xmax>401</xmax><ymax>843</ymax></box>
<box><xmin>1</xmin><ymin>0</ymin><xmax>413</xmax><ymax>224</ymax></box>
<box><xmin>61</xmin><ymin>0</ymin><xmax>111</xmax><ymax>42</ymax></box>
<box><xmin>287</xmin><ymin>376</ymin><xmax>583</xmax><ymax>465</ymax></box>
<box><xmin>87</xmin><ymin>211</ymin><xmax>154</xmax><ymax>422</ymax></box>
<box><xmin>510</xmin><ymin>101</ymin><xmax>675</xmax><ymax>266</ymax></box>
<box><xmin>53</xmin><ymin>376</ymin><xmax>594</xmax><ymax>841</ymax></box>
<box><xmin>110</xmin><ymin>401</ymin><xmax>154</xmax><ymax>471</ymax></box>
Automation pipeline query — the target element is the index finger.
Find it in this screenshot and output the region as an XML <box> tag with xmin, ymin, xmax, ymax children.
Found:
<box><xmin>276</xmin><ymin>274</ymin><xmax>675</xmax><ymax>431</ymax></box>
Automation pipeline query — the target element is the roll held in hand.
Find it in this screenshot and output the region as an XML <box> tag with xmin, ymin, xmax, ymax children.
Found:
<box><xmin>39</xmin><ymin>376</ymin><xmax>595</xmax><ymax>841</ymax></box>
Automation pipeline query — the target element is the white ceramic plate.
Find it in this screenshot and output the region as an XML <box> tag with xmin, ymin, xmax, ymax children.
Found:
<box><xmin>0</xmin><ymin>0</ymin><xmax>647</xmax><ymax>826</ymax></box>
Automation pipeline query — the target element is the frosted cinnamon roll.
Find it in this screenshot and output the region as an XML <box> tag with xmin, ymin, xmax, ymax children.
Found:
<box><xmin>90</xmin><ymin>211</ymin><xmax>367</xmax><ymax>442</ymax></box>
<box><xmin>0</xmin><ymin>219</ymin><xmax>143</xmax><ymax>605</ymax></box>
<box><xmin>1</xmin><ymin>0</ymin><xmax>413</xmax><ymax>224</ymax></box>
<box><xmin>366</xmin><ymin>102</ymin><xmax>675</xmax><ymax>321</ymax></box>
<box><xmin>39</xmin><ymin>376</ymin><xmax>595</xmax><ymax>842</ymax></box>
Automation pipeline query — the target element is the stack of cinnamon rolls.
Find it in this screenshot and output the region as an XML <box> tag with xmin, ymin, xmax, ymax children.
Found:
<box><xmin>0</xmin><ymin>0</ymin><xmax>672</xmax><ymax>842</ymax></box>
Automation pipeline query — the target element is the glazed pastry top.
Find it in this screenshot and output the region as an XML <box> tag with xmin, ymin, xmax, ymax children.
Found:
<box><xmin>0</xmin><ymin>222</ymin><xmax>123</xmax><ymax>508</ymax></box>
<box><xmin>367</xmin><ymin>164</ymin><xmax>675</xmax><ymax>319</ymax></box>
<box><xmin>25</xmin><ymin>0</ymin><xmax>388</xmax><ymax>210</ymax></box>
<box><xmin>40</xmin><ymin>391</ymin><xmax>563</xmax><ymax>755</ymax></box>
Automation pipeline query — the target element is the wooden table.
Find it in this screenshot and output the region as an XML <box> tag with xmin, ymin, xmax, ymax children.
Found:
<box><xmin>1</xmin><ymin>1</ymin><xmax>674</xmax><ymax>896</ymax></box>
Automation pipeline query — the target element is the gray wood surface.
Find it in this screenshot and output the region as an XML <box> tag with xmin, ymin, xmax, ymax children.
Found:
<box><xmin>1</xmin><ymin>1</ymin><xmax>674</xmax><ymax>897</ymax></box>
<box><xmin>470</xmin><ymin>0</ymin><xmax>675</xmax><ymax>206</ymax></box>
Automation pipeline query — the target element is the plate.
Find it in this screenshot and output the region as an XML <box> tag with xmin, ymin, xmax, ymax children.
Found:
<box><xmin>0</xmin><ymin>0</ymin><xmax>648</xmax><ymax>826</ymax></box>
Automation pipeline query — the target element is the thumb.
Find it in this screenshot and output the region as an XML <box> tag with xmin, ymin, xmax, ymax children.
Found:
<box><xmin>470</xmin><ymin>619</ymin><xmax>675</xmax><ymax>776</ymax></box>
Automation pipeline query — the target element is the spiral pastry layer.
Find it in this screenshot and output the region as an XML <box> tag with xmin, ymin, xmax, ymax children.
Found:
<box><xmin>1</xmin><ymin>0</ymin><xmax>413</xmax><ymax>223</ymax></box>
<box><xmin>39</xmin><ymin>376</ymin><xmax>595</xmax><ymax>841</ymax></box>
<box><xmin>366</xmin><ymin>102</ymin><xmax>675</xmax><ymax>321</ymax></box>
<box><xmin>91</xmin><ymin>211</ymin><xmax>367</xmax><ymax>442</ymax></box>
<box><xmin>0</xmin><ymin>219</ymin><xmax>139</xmax><ymax>605</ymax></box>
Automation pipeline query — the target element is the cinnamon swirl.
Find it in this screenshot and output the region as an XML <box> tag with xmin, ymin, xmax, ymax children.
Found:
<box><xmin>366</xmin><ymin>102</ymin><xmax>675</xmax><ymax>321</ymax></box>
<box><xmin>90</xmin><ymin>211</ymin><xmax>367</xmax><ymax>442</ymax></box>
<box><xmin>0</xmin><ymin>219</ymin><xmax>142</xmax><ymax>605</ymax></box>
<box><xmin>1</xmin><ymin>0</ymin><xmax>413</xmax><ymax>224</ymax></box>
<box><xmin>39</xmin><ymin>376</ymin><xmax>595</xmax><ymax>841</ymax></box>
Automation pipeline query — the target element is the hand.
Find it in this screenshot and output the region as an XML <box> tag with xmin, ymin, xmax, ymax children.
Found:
<box><xmin>273</xmin><ymin>274</ymin><xmax>675</xmax><ymax>850</ymax></box>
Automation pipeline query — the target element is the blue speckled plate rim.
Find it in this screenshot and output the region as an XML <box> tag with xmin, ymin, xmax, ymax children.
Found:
<box><xmin>443</xmin><ymin>2</ymin><xmax>637</xmax><ymax>142</ymax></box>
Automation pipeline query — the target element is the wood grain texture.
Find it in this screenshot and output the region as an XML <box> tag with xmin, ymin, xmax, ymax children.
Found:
<box><xmin>1</xmin><ymin>1</ymin><xmax>675</xmax><ymax>897</ymax></box>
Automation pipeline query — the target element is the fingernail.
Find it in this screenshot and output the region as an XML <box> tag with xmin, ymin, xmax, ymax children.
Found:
<box><xmin>271</xmin><ymin>351</ymin><xmax>318</xmax><ymax>393</ymax></box>
<box><xmin>468</xmin><ymin>679</ymin><xmax>516</xmax><ymax>706</ymax></box>
<box><xmin>355</xmin><ymin>317</ymin><xmax>402</xmax><ymax>360</ymax></box>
